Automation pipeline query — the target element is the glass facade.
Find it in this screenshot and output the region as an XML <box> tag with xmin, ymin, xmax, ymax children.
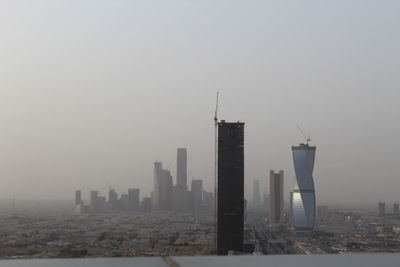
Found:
<box><xmin>292</xmin><ymin>144</ymin><xmax>316</xmax><ymax>232</ymax></box>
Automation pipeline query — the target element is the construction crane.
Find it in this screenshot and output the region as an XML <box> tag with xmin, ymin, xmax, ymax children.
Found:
<box><xmin>297</xmin><ymin>125</ymin><xmax>311</xmax><ymax>145</ymax></box>
<box><xmin>213</xmin><ymin>92</ymin><xmax>219</xmax><ymax>254</ymax></box>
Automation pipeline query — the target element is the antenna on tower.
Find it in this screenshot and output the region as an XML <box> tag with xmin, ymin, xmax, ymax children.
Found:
<box><xmin>12</xmin><ymin>196</ymin><xmax>15</xmax><ymax>214</ymax></box>
<box><xmin>214</xmin><ymin>92</ymin><xmax>219</xmax><ymax>126</ymax></box>
<box><xmin>213</xmin><ymin>92</ymin><xmax>219</xmax><ymax>254</ymax></box>
<box><xmin>297</xmin><ymin>125</ymin><xmax>311</xmax><ymax>145</ymax></box>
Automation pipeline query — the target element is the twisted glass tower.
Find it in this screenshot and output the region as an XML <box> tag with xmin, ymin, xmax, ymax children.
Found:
<box><xmin>291</xmin><ymin>143</ymin><xmax>316</xmax><ymax>233</ymax></box>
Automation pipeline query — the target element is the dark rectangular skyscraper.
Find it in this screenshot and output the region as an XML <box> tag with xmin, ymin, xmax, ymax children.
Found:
<box><xmin>217</xmin><ymin>121</ymin><xmax>244</xmax><ymax>255</ymax></box>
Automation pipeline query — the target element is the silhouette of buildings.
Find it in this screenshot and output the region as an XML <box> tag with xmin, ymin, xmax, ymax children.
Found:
<box><xmin>202</xmin><ymin>190</ymin><xmax>214</xmax><ymax>213</ymax></box>
<box><xmin>291</xmin><ymin>143</ymin><xmax>316</xmax><ymax>233</ymax></box>
<box><xmin>394</xmin><ymin>203</ymin><xmax>399</xmax><ymax>216</ymax></box>
<box><xmin>142</xmin><ymin>197</ymin><xmax>152</xmax><ymax>213</ymax></box>
<box><xmin>152</xmin><ymin>161</ymin><xmax>173</xmax><ymax>210</ymax></box>
<box><xmin>263</xmin><ymin>192</ymin><xmax>269</xmax><ymax>215</ymax></box>
<box><xmin>108</xmin><ymin>188</ymin><xmax>119</xmax><ymax>211</ymax></box>
<box><xmin>90</xmin><ymin>190</ymin><xmax>100</xmax><ymax>213</ymax></box>
<box><xmin>270</xmin><ymin>170</ymin><xmax>284</xmax><ymax>224</ymax></box>
<box><xmin>128</xmin><ymin>188</ymin><xmax>140</xmax><ymax>212</ymax></box>
<box><xmin>75</xmin><ymin>190</ymin><xmax>82</xmax><ymax>206</ymax></box>
<box><xmin>172</xmin><ymin>148</ymin><xmax>191</xmax><ymax>212</ymax></box>
<box><xmin>191</xmin><ymin>180</ymin><xmax>203</xmax><ymax>215</ymax></box>
<box><xmin>217</xmin><ymin>121</ymin><xmax>244</xmax><ymax>255</ymax></box>
<box><xmin>74</xmin><ymin>148</ymin><xmax>214</xmax><ymax>215</ymax></box>
<box><xmin>177</xmin><ymin>148</ymin><xmax>188</xmax><ymax>190</ymax></box>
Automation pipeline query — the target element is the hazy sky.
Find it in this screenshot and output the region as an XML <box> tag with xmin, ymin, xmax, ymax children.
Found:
<box><xmin>0</xmin><ymin>0</ymin><xmax>399</xmax><ymax>205</ymax></box>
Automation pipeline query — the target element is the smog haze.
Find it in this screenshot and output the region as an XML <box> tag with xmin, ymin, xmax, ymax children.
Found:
<box><xmin>0</xmin><ymin>0</ymin><xmax>399</xmax><ymax>206</ymax></box>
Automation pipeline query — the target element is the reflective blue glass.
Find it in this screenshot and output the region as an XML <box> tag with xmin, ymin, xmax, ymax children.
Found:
<box><xmin>291</xmin><ymin>144</ymin><xmax>316</xmax><ymax>232</ymax></box>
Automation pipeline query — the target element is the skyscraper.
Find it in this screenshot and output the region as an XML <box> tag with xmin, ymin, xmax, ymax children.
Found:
<box><xmin>270</xmin><ymin>170</ymin><xmax>284</xmax><ymax>224</ymax></box>
<box><xmin>217</xmin><ymin>121</ymin><xmax>244</xmax><ymax>255</ymax></box>
<box><xmin>90</xmin><ymin>190</ymin><xmax>99</xmax><ymax>213</ymax></box>
<box><xmin>202</xmin><ymin>190</ymin><xmax>214</xmax><ymax>213</ymax></box>
<box><xmin>128</xmin><ymin>188</ymin><xmax>140</xmax><ymax>212</ymax></box>
<box><xmin>152</xmin><ymin>161</ymin><xmax>173</xmax><ymax>210</ymax></box>
<box><xmin>252</xmin><ymin>180</ymin><xmax>261</xmax><ymax>210</ymax></box>
<box><xmin>291</xmin><ymin>143</ymin><xmax>316</xmax><ymax>233</ymax></box>
<box><xmin>174</xmin><ymin>148</ymin><xmax>190</xmax><ymax>212</ymax></box>
<box><xmin>154</xmin><ymin>168</ymin><xmax>173</xmax><ymax>211</ymax></box>
<box><xmin>75</xmin><ymin>190</ymin><xmax>82</xmax><ymax>206</ymax></box>
<box><xmin>177</xmin><ymin>148</ymin><xmax>188</xmax><ymax>190</ymax></box>
<box><xmin>152</xmin><ymin>161</ymin><xmax>163</xmax><ymax>209</ymax></box>
<box><xmin>108</xmin><ymin>188</ymin><xmax>119</xmax><ymax>211</ymax></box>
<box><xmin>142</xmin><ymin>197</ymin><xmax>152</xmax><ymax>213</ymax></box>
<box><xmin>191</xmin><ymin>179</ymin><xmax>203</xmax><ymax>215</ymax></box>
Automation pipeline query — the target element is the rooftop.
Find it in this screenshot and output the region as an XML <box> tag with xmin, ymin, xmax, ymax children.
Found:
<box><xmin>1</xmin><ymin>254</ymin><xmax>399</xmax><ymax>267</ymax></box>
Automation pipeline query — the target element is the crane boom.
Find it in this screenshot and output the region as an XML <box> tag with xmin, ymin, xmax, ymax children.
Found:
<box><xmin>297</xmin><ymin>125</ymin><xmax>311</xmax><ymax>145</ymax></box>
<box><xmin>214</xmin><ymin>92</ymin><xmax>219</xmax><ymax>125</ymax></box>
<box><xmin>214</xmin><ymin>92</ymin><xmax>219</xmax><ymax>254</ymax></box>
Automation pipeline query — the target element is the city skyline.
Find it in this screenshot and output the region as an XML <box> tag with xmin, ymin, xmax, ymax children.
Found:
<box><xmin>1</xmin><ymin>0</ymin><xmax>400</xmax><ymax>262</ymax></box>
<box><xmin>1</xmin><ymin>1</ymin><xmax>400</xmax><ymax>206</ymax></box>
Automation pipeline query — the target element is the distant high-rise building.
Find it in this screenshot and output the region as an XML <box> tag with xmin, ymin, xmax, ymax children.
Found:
<box><xmin>159</xmin><ymin>169</ymin><xmax>173</xmax><ymax>210</ymax></box>
<box><xmin>128</xmin><ymin>188</ymin><xmax>140</xmax><ymax>212</ymax></box>
<box><xmin>379</xmin><ymin>202</ymin><xmax>386</xmax><ymax>217</ymax></box>
<box><xmin>120</xmin><ymin>193</ymin><xmax>128</xmax><ymax>211</ymax></box>
<box><xmin>291</xmin><ymin>143</ymin><xmax>316</xmax><ymax>233</ymax></box>
<box><xmin>152</xmin><ymin>162</ymin><xmax>173</xmax><ymax>210</ymax></box>
<box><xmin>171</xmin><ymin>186</ymin><xmax>180</xmax><ymax>212</ymax></box>
<box><xmin>90</xmin><ymin>190</ymin><xmax>99</xmax><ymax>213</ymax></box>
<box><xmin>192</xmin><ymin>180</ymin><xmax>203</xmax><ymax>215</ymax></box>
<box><xmin>252</xmin><ymin>180</ymin><xmax>261</xmax><ymax>210</ymax></box>
<box><xmin>152</xmin><ymin>161</ymin><xmax>163</xmax><ymax>209</ymax></box>
<box><xmin>142</xmin><ymin>197</ymin><xmax>152</xmax><ymax>213</ymax></box>
<box><xmin>270</xmin><ymin>170</ymin><xmax>284</xmax><ymax>224</ymax></box>
<box><xmin>217</xmin><ymin>121</ymin><xmax>244</xmax><ymax>255</ymax></box>
<box><xmin>177</xmin><ymin>148</ymin><xmax>188</xmax><ymax>190</ymax></box>
<box><xmin>97</xmin><ymin>195</ymin><xmax>106</xmax><ymax>213</ymax></box>
<box><xmin>289</xmin><ymin>191</ymin><xmax>293</xmax><ymax>226</ymax></box>
<box><xmin>394</xmin><ymin>203</ymin><xmax>399</xmax><ymax>216</ymax></box>
<box><xmin>171</xmin><ymin>148</ymin><xmax>189</xmax><ymax>212</ymax></box>
<box><xmin>202</xmin><ymin>190</ymin><xmax>214</xmax><ymax>213</ymax></box>
<box><xmin>108</xmin><ymin>188</ymin><xmax>119</xmax><ymax>211</ymax></box>
<box><xmin>263</xmin><ymin>192</ymin><xmax>270</xmax><ymax>214</ymax></box>
<box><xmin>75</xmin><ymin>190</ymin><xmax>82</xmax><ymax>206</ymax></box>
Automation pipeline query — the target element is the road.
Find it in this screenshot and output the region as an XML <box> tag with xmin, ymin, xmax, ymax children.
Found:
<box><xmin>246</xmin><ymin>212</ymin><xmax>296</xmax><ymax>255</ymax></box>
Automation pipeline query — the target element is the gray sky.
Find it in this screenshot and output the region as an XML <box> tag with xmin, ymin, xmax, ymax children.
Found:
<box><xmin>0</xmin><ymin>0</ymin><xmax>399</xmax><ymax>205</ymax></box>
